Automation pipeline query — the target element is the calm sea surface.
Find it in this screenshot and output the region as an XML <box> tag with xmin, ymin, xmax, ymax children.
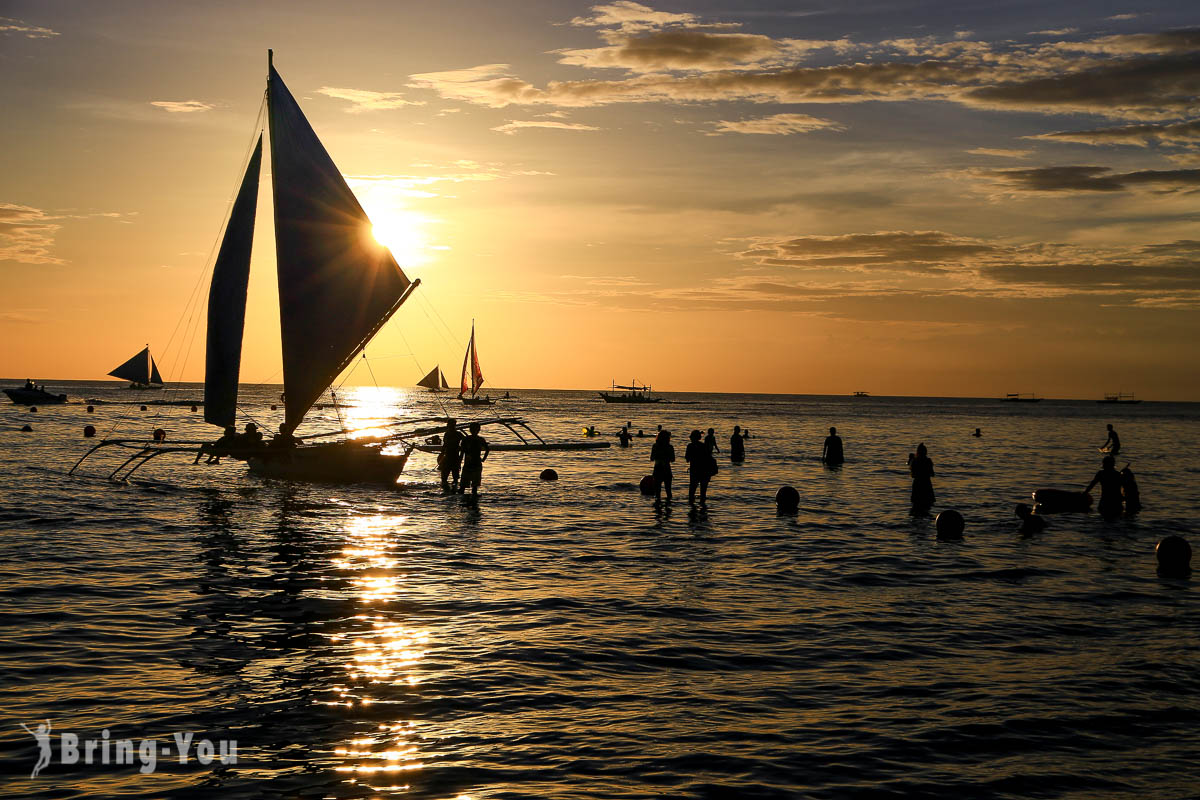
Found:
<box><xmin>1</xmin><ymin>382</ymin><xmax>1198</xmax><ymax>799</ymax></box>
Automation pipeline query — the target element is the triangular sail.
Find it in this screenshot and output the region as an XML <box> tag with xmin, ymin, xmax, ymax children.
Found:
<box><xmin>204</xmin><ymin>136</ymin><xmax>262</xmax><ymax>427</ymax></box>
<box><xmin>459</xmin><ymin>323</ymin><xmax>484</xmax><ymax>397</ymax></box>
<box><xmin>416</xmin><ymin>366</ymin><xmax>442</xmax><ymax>390</ymax></box>
<box><xmin>108</xmin><ymin>346</ymin><xmax>154</xmax><ymax>384</ymax></box>
<box><xmin>149</xmin><ymin>357</ymin><xmax>163</xmax><ymax>386</ymax></box>
<box><xmin>439</xmin><ymin>368</ymin><xmax>449</xmax><ymax>389</ymax></box>
<box><xmin>267</xmin><ymin>62</ymin><xmax>418</xmax><ymax>430</ymax></box>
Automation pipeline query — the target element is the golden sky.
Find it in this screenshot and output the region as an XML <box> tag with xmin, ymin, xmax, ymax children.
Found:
<box><xmin>2</xmin><ymin>1</ymin><xmax>1199</xmax><ymax>399</ymax></box>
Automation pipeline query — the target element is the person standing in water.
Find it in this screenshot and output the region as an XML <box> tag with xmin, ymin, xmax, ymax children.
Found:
<box><xmin>909</xmin><ymin>443</ymin><xmax>935</xmax><ymax>512</ymax></box>
<box><xmin>822</xmin><ymin>427</ymin><xmax>844</xmax><ymax>466</ymax></box>
<box><xmin>730</xmin><ymin>425</ymin><xmax>745</xmax><ymax>462</ymax></box>
<box><xmin>1101</xmin><ymin>424</ymin><xmax>1121</xmax><ymax>455</ymax></box>
<box><xmin>650</xmin><ymin>430</ymin><xmax>675</xmax><ymax>503</ymax></box>
<box><xmin>459</xmin><ymin>421</ymin><xmax>490</xmax><ymax>496</ymax></box>
<box><xmin>704</xmin><ymin>428</ymin><xmax>720</xmax><ymax>456</ymax></box>
<box><xmin>439</xmin><ymin>418</ymin><xmax>462</xmax><ymax>492</ymax></box>
<box><xmin>685</xmin><ymin>429</ymin><xmax>713</xmax><ymax>506</ymax></box>
<box><xmin>618</xmin><ymin>425</ymin><xmax>632</xmax><ymax>447</ymax></box>
<box><xmin>1085</xmin><ymin>454</ymin><xmax>1124</xmax><ymax>518</ymax></box>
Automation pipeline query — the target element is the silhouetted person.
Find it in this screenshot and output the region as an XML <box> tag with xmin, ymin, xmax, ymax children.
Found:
<box><xmin>685</xmin><ymin>429</ymin><xmax>713</xmax><ymax>506</ymax></box>
<box><xmin>636</xmin><ymin>429</ymin><xmax>646</xmax><ymax>438</ymax></box>
<box><xmin>460</xmin><ymin>421</ymin><xmax>489</xmax><ymax>496</ymax></box>
<box><xmin>705</xmin><ymin>427</ymin><xmax>720</xmax><ymax>456</ymax></box>
<box><xmin>233</xmin><ymin>422</ymin><xmax>263</xmax><ymax>458</ymax></box>
<box><xmin>24</xmin><ymin>378</ymin><xmax>34</xmax><ymax>391</ymax></box>
<box><xmin>1085</xmin><ymin>455</ymin><xmax>1124</xmax><ymax>518</ymax></box>
<box><xmin>1015</xmin><ymin>503</ymin><xmax>1046</xmax><ymax>535</ymax></box>
<box><xmin>822</xmin><ymin>427</ymin><xmax>844</xmax><ymax>466</ymax></box>
<box><xmin>1122</xmin><ymin>465</ymin><xmax>1141</xmax><ymax>514</ymax></box>
<box><xmin>973</xmin><ymin>427</ymin><xmax>982</xmax><ymax>437</ymax></box>
<box><xmin>650</xmin><ymin>430</ymin><xmax>674</xmax><ymax>503</ymax></box>
<box><xmin>196</xmin><ymin>425</ymin><xmax>238</xmax><ymax>464</ymax></box>
<box><xmin>618</xmin><ymin>426</ymin><xmax>632</xmax><ymax>447</ymax></box>
<box><xmin>909</xmin><ymin>443</ymin><xmax>935</xmax><ymax>512</ymax></box>
<box><xmin>742</xmin><ymin>428</ymin><xmax>751</xmax><ymax>439</ymax></box>
<box><xmin>730</xmin><ymin>425</ymin><xmax>745</xmax><ymax>462</ymax></box>
<box><xmin>440</xmin><ymin>419</ymin><xmax>463</xmax><ymax>492</ymax></box>
<box><xmin>1102</xmin><ymin>424</ymin><xmax>1120</xmax><ymax>455</ymax></box>
<box><xmin>270</xmin><ymin>422</ymin><xmax>299</xmax><ymax>449</ymax></box>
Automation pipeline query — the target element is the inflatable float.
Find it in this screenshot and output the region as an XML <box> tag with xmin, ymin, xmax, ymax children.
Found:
<box><xmin>1032</xmin><ymin>488</ymin><xmax>1093</xmax><ymax>514</ymax></box>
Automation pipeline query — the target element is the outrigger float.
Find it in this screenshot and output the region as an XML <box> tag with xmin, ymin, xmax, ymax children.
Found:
<box><xmin>70</xmin><ymin>416</ymin><xmax>608</xmax><ymax>484</ymax></box>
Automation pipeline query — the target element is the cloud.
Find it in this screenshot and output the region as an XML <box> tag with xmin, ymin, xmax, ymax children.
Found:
<box><xmin>979</xmin><ymin>165</ymin><xmax>1200</xmax><ymax>192</ymax></box>
<box><xmin>568</xmin><ymin>2</ymin><xmax>699</xmax><ymax>33</ymax></box>
<box><xmin>491</xmin><ymin>120</ymin><xmax>601</xmax><ymax>135</ymax></box>
<box><xmin>0</xmin><ymin>203</ymin><xmax>63</xmax><ymax>265</ymax></box>
<box><xmin>1028</xmin><ymin>119</ymin><xmax>1200</xmax><ymax>147</ymax></box>
<box><xmin>150</xmin><ymin>100</ymin><xmax>214</xmax><ymax>114</ymax></box>
<box><xmin>0</xmin><ymin>17</ymin><xmax>58</xmax><ymax>38</ymax></box>
<box><xmin>710</xmin><ymin>112</ymin><xmax>843</xmax><ymax>136</ymax></box>
<box><xmin>316</xmin><ymin>87</ymin><xmax>421</xmax><ymax>112</ymax></box>
<box><xmin>967</xmin><ymin>147</ymin><xmax>1032</xmax><ymax>158</ymax></box>
<box><xmin>744</xmin><ymin>231</ymin><xmax>997</xmax><ymax>274</ymax></box>
<box><xmin>1031</xmin><ymin>28</ymin><xmax>1079</xmax><ymax>36</ymax></box>
<box><xmin>553</xmin><ymin>30</ymin><xmax>849</xmax><ymax>72</ymax></box>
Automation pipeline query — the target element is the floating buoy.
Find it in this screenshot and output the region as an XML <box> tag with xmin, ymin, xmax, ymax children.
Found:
<box><xmin>83</xmin><ymin>425</ymin><xmax>96</xmax><ymax>438</ymax></box>
<box><xmin>271</xmin><ymin>404</ymin><xmax>278</xmax><ymax>410</ymax></box>
<box><xmin>540</xmin><ymin>468</ymin><xmax>558</xmax><ymax>481</ymax></box>
<box><xmin>1156</xmin><ymin>536</ymin><xmax>1192</xmax><ymax>578</ymax></box>
<box><xmin>20</xmin><ymin>424</ymin><xmax>33</xmax><ymax>432</ymax></box>
<box><xmin>152</xmin><ymin>428</ymin><xmax>166</xmax><ymax>442</ymax></box>
<box><xmin>87</xmin><ymin>405</ymin><xmax>95</xmax><ymax>413</ymax></box>
<box><xmin>936</xmin><ymin>509</ymin><xmax>965</xmax><ymax>540</ymax></box>
<box><xmin>776</xmin><ymin>485</ymin><xmax>800</xmax><ymax>512</ymax></box>
<box><xmin>639</xmin><ymin>475</ymin><xmax>656</xmax><ymax>495</ymax></box>
<box><xmin>191</xmin><ymin>405</ymin><xmax>198</xmax><ymax>412</ymax></box>
<box><xmin>140</xmin><ymin>405</ymin><xmax>148</xmax><ymax>411</ymax></box>
<box><xmin>29</xmin><ymin>406</ymin><xmax>37</xmax><ymax>413</ymax></box>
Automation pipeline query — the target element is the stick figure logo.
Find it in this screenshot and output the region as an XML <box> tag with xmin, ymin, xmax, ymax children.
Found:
<box><xmin>20</xmin><ymin>720</ymin><xmax>53</xmax><ymax>778</ymax></box>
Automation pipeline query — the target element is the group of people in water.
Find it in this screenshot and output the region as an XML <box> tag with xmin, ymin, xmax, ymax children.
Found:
<box><xmin>642</xmin><ymin>425</ymin><xmax>748</xmax><ymax>506</ymax></box>
<box><xmin>434</xmin><ymin>419</ymin><xmax>490</xmax><ymax>496</ymax></box>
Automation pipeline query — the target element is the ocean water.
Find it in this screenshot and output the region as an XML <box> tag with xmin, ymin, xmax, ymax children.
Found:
<box><xmin>1</xmin><ymin>381</ymin><xmax>1198</xmax><ymax>799</ymax></box>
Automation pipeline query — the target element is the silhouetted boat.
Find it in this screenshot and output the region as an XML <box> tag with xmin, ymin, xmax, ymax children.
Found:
<box><xmin>108</xmin><ymin>345</ymin><xmax>163</xmax><ymax>390</ymax></box>
<box><xmin>458</xmin><ymin>322</ymin><xmax>494</xmax><ymax>406</ymax></box>
<box><xmin>1003</xmin><ymin>393</ymin><xmax>1042</xmax><ymax>402</ymax></box>
<box><xmin>599</xmin><ymin>380</ymin><xmax>659</xmax><ymax>403</ymax></box>
<box><xmin>853</xmin><ymin>391</ymin><xmax>870</xmax><ymax>397</ymax></box>
<box><xmin>1097</xmin><ymin>392</ymin><xmax>1141</xmax><ymax>404</ymax></box>
<box><xmin>4</xmin><ymin>381</ymin><xmax>67</xmax><ymax>405</ymax></box>
<box><xmin>417</xmin><ymin>365</ymin><xmax>450</xmax><ymax>393</ymax></box>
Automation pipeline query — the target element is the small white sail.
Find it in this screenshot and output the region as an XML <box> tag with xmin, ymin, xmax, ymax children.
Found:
<box><xmin>459</xmin><ymin>323</ymin><xmax>484</xmax><ymax>398</ymax></box>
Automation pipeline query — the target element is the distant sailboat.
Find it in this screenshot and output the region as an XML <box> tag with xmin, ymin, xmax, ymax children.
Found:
<box><xmin>458</xmin><ymin>322</ymin><xmax>493</xmax><ymax>406</ymax></box>
<box><xmin>417</xmin><ymin>365</ymin><xmax>450</xmax><ymax>393</ymax></box>
<box><xmin>108</xmin><ymin>345</ymin><xmax>164</xmax><ymax>390</ymax></box>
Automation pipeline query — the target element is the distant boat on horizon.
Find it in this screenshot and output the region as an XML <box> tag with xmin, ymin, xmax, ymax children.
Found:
<box><xmin>853</xmin><ymin>391</ymin><xmax>870</xmax><ymax>397</ymax></box>
<box><xmin>1003</xmin><ymin>393</ymin><xmax>1042</xmax><ymax>402</ymax></box>
<box><xmin>417</xmin><ymin>365</ymin><xmax>450</xmax><ymax>393</ymax></box>
<box><xmin>599</xmin><ymin>379</ymin><xmax>660</xmax><ymax>403</ymax></box>
<box><xmin>1098</xmin><ymin>392</ymin><xmax>1141</xmax><ymax>404</ymax></box>
<box><xmin>108</xmin><ymin>345</ymin><xmax>163</xmax><ymax>390</ymax></box>
<box><xmin>4</xmin><ymin>378</ymin><xmax>67</xmax><ymax>405</ymax></box>
<box><xmin>458</xmin><ymin>322</ymin><xmax>494</xmax><ymax>406</ymax></box>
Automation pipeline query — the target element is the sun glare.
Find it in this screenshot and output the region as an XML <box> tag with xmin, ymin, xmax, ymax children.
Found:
<box><xmin>371</xmin><ymin>211</ymin><xmax>429</xmax><ymax>267</ymax></box>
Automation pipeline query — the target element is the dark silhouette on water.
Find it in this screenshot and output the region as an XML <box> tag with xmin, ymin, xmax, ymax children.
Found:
<box><xmin>685</xmin><ymin>429</ymin><xmax>714</xmax><ymax>506</ymax></box>
<box><xmin>1101</xmin><ymin>424</ymin><xmax>1120</xmax><ymax>455</ymax></box>
<box><xmin>650</xmin><ymin>430</ymin><xmax>675</xmax><ymax>503</ymax></box>
<box><xmin>730</xmin><ymin>425</ymin><xmax>745</xmax><ymax>462</ymax></box>
<box><xmin>196</xmin><ymin>426</ymin><xmax>238</xmax><ymax>464</ymax></box>
<box><xmin>618</xmin><ymin>426</ymin><xmax>632</xmax><ymax>447</ymax></box>
<box><xmin>1121</xmin><ymin>465</ymin><xmax>1141</xmax><ymax>514</ymax></box>
<box><xmin>460</xmin><ymin>421</ymin><xmax>490</xmax><ymax>496</ymax></box>
<box><xmin>1015</xmin><ymin>503</ymin><xmax>1046</xmax><ymax>535</ymax></box>
<box><xmin>822</xmin><ymin>427</ymin><xmax>844</xmax><ymax>466</ymax></box>
<box><xmin>1085</xmin><ymin>455</ymin><xmax>1123</xmax><ymax>518</ymax></box>
<box><xmin>909</xmin><ymin>443</ymin><xmax>935</xmax><ymax>513</ymax></box>
<box><xmin>973</xmin><ymin>427</ymin><xmax>982</xmax><ymax>437</ymax></box>
<box><xmin>439</xmin><ymin>419</ymin><xmax>462</xmax><ymax>492</ymax></box>
<box><xmin>705</xmin><ymin>428</ymin><xmax>720</xmax><ymax>456</ymax></box>
<box><xmin>235</xmin><ymin>422</ymin><xmax>263</xmax><ymax>453</ymax></box>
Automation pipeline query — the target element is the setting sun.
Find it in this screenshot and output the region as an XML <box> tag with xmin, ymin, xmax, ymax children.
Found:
<box><xmin>371</xmin><ymin>212</ymin><xmax>429</xmax><ymax>268</ymax></box>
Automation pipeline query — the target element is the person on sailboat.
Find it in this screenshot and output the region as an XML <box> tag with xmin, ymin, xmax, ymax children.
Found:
<box><xmin>232</xmin><ymin>422</ymin><xmax>264</xmax><ymax>456</ymax></box>
<box><xmin>730</xmin><ymin>426</ymin><xmax>745</xmax><ymax>462</ymax></box>
<box><xmin>196</xmin><ymin>426</ymin><xmax>238</xmax><ymax>464</ymax></box>
<box><xmin>270</xmin><ymin>422</ymin><xmax>299</xmax><ymax>450</ymax></box>
<box><xmin>650</xmin><ymin>430</ymin><xmax>675</xmax><ymax>504</ymax></box>
<box><xmin>460</xmin><ymin>421</ymin><xmax>490</xmax><ymax>496</ymax></box>
<box><xmin>439</xmin><ymin>419</ymin><xmax>463</xmax><ymax>492</ymax></box>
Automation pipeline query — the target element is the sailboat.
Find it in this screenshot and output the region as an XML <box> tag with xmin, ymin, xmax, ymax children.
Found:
<box><xmin>416</xmin><ymin>365</ymin><xmax>450</xmax><ymax>393</ymax></box>
<box><xmin>109</xmin><ymin>345</ymin><xmax>163</xmax><ymax>390</ymax></box>
<box><xmin>458</xmin><ymin>322</ymin><xmax>494</xmax><ymax>406</ymax></box>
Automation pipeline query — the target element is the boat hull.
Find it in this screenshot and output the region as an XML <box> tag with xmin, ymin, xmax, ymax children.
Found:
<box><xmin>247</xmin><ymin>441</ymin><xmax>408</xmax><ymax>485</ymax></box>
<box><xmin>598</xmin><ymin>392</ymin><xmax>660</xmax><ymax>403</ymax></box>
<box><xmin>459</xmin><ymin>396</ymin><xmax>494</xmax><ymax>406</ymax></box>
<box><xmin>4</xmin><ymin>387</ymin><xmax>68</xmax><ymax>405</ymax></box>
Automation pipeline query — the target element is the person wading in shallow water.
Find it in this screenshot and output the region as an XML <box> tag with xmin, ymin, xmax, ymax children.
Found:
<box><xmin>650</xmin><ymin>430</ymin><xmax>674</xmax><ymax>504</ymax></box>
<box><xmin>1085</xmin><ymin>455</ymin><xmax>1124</xmax><ymax>518</ymax></box>
<box><xmin>908</xmin><ymin>443</ymin><xmax>935</xmax><ymax>513</ymax></box>
<box><xmin>822</xmin><ymin>427</ymin><xmax>844</xmax><ymax>466</ymax></box>
<box><xmin>459</xmin><ymin>421</ymin><xmax>490</xmax><ymax>497</ymax></box>
<box><xmin>439</xmin><ymin>418</ymin><xmax>463</xmax><ymax>492</ymax></box>
<box><xmin>686</xmin><ymin>429</ymin><xmax>714</xmax><ymax>506</ymax></box>
<box><xmin>730</xmin><ymin>425</ymin><xmax>745</xmax><ymax>462</ymax></box>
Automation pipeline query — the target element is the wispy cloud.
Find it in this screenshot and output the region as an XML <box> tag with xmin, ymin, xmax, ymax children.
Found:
<box><xmin>491</xmin><ymin>120</ymin><xmax>601</xmax><ymax>135</ymax></box>
<box><xmin>1028</xmin><ymin>119</ymin><xmax>1200</xmax><ymax>148</ymax></box>
<box><xmin>967</xmin><ymin>148</ymin><xmax>1032</xmax><ymax>158</ymax></box>
<box><xmin>0</xmin><ymin>17</ymin><xmax>58</xmax><ymax>38</ymax></box>
<box><xmin>0</xmin><ymin>203</ymin><xmax>63</xmax><ymax>265</ymax></box>
<box><xmin>317</xmin><ymin>86</ymin><xmax>422</xmax><ymax>112</ymax></box>
<box><xmin>150</xmin><ymin>100</ymin><xmax>214</xmax><ymax>114</ymax></box>
<box><xmin>710</xmin><ymin>113</ymin><xmax>843</xmax><ymax>136</ymax></box>
<box><xmin>568</xmin><ymin>2</ymin><xmax>699</xmax><ymax>33</ymax></box>
<box><xmin>978</xmin><ymin>165</ymin><xmax>1200</xmax><ymax>193</ymax></box>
